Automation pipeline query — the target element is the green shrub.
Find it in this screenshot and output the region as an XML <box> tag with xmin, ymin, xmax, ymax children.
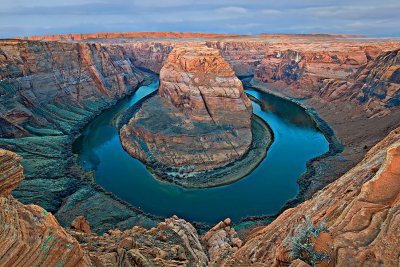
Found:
<box><xmin>289</xmin><ymin>216</ymin><xmax>333</xmax><ymax>266</ymax></box>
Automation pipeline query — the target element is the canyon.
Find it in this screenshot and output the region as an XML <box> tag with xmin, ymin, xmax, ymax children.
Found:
<box><xmin>0</xmin><ymin>32</ymin><xmax>399</xmax><ymax>266</ymax></box>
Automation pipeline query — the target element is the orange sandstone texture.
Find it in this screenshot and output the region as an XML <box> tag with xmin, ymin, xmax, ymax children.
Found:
<box><xmin>223</xmin><ymin>127</ymin><xmax>400</xmax><ymax>266</ymax></box>
<box><xmin>0</xmin><ymin>149</ymin><xmax>91</xmax><ymax>267</ymax></box>
<box><xmin>66</xmin><ymin>215</ymin><xmax>242</xmax><ymax>267</ymax></box>
<box><xmin>0</xmin><ymin>149</ymin><xmax>23</xmax><ymax>196</ymax></box>
<box><xmin>71</xmin><ymin>216</ymin><xmax>92</xmax><ymax>233</ymax></box>
<box><xmin>158</xmin><ymin>46</ymin><xmax>252</xmax><ymax>126</ymax></box>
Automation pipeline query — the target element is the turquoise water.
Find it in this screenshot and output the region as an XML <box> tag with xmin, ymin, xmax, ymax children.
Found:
<box><xmin>73</xmin><ymin>80</ymin><xmax>329</xmax><ymax>224</ymax></box>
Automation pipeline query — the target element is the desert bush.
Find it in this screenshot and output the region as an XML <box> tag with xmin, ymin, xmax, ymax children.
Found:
<box><xmin>289</xmin><ymin>216</ymin><xmax>333</xmax><ymax>266</ymax></box>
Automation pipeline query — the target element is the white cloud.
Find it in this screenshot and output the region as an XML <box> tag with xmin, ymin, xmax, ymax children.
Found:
<box><xmin>0</xmin><ymin>0</ymin><xmax>399</xmax><ymax>37</ymax></box>
<box><xmin>215</xmin><ymin>6</ymin><xmax>248</xmax><ymax>15</ymax></box>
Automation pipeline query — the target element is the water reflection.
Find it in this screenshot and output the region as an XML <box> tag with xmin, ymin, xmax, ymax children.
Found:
<box><xmin>246</xmin><ymin>90</ymin><xmax>315</xmax><ymax>128</ymax></box>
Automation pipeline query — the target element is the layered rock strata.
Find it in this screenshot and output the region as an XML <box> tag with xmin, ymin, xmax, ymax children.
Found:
<box><xmin>0</xmin><ymin>39</ymin><xmax>161</xmax><ymax>232</ymax></box>
<box><xmin>253</xmin><ymin>44</ymin><xmax>400</xmax><ymax>115</ymax></box>
<box><xmin>223</xmin><ymin>127</ymin><xmax>400</xmax><ymax>266</ymax></box>
<box><xmin>0</xmin><ymin>149</ymin><xmax>91</xmax><ymax>267</ymax></box>
<box><xmin>320</xmin><ymin>49</ymin><xmax>400</xmax><ymax>117</ymax></box>
<box><xmin>120</xmin><ymin>46</ymin><xmax>253</xmax><ymax>181</ymax></box>
<box><xmin>0</xmin><ymin>149</ymin><xmax>23</xmax><ymax>196</ymax></box>
<box><xmin>248</xmin><ymin>46</ymin><xmax>400</xmax><ymax>208</ymax></box>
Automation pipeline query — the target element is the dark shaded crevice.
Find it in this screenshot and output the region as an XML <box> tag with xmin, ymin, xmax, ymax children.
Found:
<box><xmin>197</xmin><ymin>89</ymin><xmax>242</xmax><ymax>158</ymax></box>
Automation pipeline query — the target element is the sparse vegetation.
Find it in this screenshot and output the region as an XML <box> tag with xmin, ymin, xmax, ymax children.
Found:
<box><xmin>289</xmin><ymin>216</ymin><xmax>333</xmax><ymax>266</ymax></box>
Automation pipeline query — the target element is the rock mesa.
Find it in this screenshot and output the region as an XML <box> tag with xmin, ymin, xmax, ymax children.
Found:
<box><xmin>120</xmin><ymin>46</ymin><xmax>252</xmax><ymax>174</ymax></box>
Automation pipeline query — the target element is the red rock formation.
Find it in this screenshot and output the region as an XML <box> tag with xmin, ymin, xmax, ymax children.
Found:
<box><xmin>0</xmin><ymin>149</ymin><xmax>91</xmax><ymax>267</ymax></box>
<box><xmin>0</xmin><ymin>147</ymin><xmax>245</xmax><ymax>266</ymax></box>
<box><xmin>320</xmin><ymin>49</ymin><xmax>400</xmax><ymax>117</ymax></box>
<box><xmin>0</xmin><ymin>39</ymin><xmax>168</xmax><ymax>232</ymax></box>
<box><xmin>0</xmin><ymin>149</ymin><xmax>23</xmax><ymax>197</ymax></box>
<box><xmin>158</xmin><ymin>46</ymin><xmax>252</xmax><ymax>125</ymax></box>
<box><xmin>253</xmin><ymin>42</ymin><xmax>399</xmax><ymax>98</ymax></box>
<box><xmin>70</xmin><ymin>215</ymin><xmax>210</xmax><ymax>266</ymax></box>
<box><xmin>202</xmin><ymin>217</ymin><xmax>243</xmax><ymax>266</ymax></box>
<box><xmin>71</xmin><ymin>216</ymin><xmax>91</xmax><ymax>233</ymax></box>
<box><xmin>14</xmin><ymin>32</ymin><xmax>240</xmax><ymax>41</ymax></box>
<box><xmin>0</xmin><ymin>40</ymin><xmax>145</xmax><ymax>137</ymax></box>
<box><xmin>223</xmin><ymin>127</ymin><xmax>400</xmax><ymax>266</ymax></box>
<box><xmin>120</xmin><ymin>46</ymin><xmax>252</xmax><ymax>174</ymax></box>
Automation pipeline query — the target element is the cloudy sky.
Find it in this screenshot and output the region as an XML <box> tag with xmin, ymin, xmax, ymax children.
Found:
<box><xmin>1</xmin><ymin>0</ymin><xmax>399</xmax><ymax>38</ymax></box>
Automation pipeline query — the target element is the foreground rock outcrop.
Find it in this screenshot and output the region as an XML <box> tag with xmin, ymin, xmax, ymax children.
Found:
<box><xmin>120</xmin><ymin>46</ymin><xmax>254</xmax><ymax>184</ymax></box>
<box><xmin>68</xmin><ymin>215</ymin><xmax>241</xmax><ymax>266</ymax></box>
<box><xmin>224</xmin><ymin>127</ymin><xmax>400</xmax><ymax>266</ymax></box>
<box><xmin>0</xmin><ymin>149</ymin><xmax>91</xmax><ymax>267</ymax></box>
<box><xmin>0</xmin><ymin>149</ymin><xmax>23</xmax><ymax>196</ymax></box>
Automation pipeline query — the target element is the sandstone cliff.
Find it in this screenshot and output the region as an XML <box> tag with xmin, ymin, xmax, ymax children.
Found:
<box><xmin>0</xmin><ymin>39</ymin><xmax>161</xmax><ymax>232</ymax></box>
<box><xmin>120</xmin><ymin>46</ymin><xmax>253</xmax><ymax>179</ymax></box>
<box><xmin>250</xmin><ymin>45</ymin><xmax>400</xmax><ymax>204</ymax></box>
<box><xmin>158</xmin><ymin>46</ymin><xmax>252</xmax><ymax>125</ymax></box>
<box><xmin>223</xmin><ymin>127</ymin><xmax>400</xmax><ymax>266</ymax></box>
<box><xmin>0</xmin><ymin>149</ymin><xmax>23</xmax><ymax>196</ymax></box>
<box><xmin>320</xmin><ymin>49</ymin><xmax>400</xmax><ymax>117</ymax></box>
<box><xmin>253</xmin><ymin>43</ymin><xmax>394</xmax><ymax>98</ymax></box>
<box><xmin>0</xmin><ymin>149</ymin><xmax>91</xmax><ymax>267</ymax></box>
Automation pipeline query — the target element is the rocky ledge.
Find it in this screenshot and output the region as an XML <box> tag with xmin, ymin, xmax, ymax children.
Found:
<box><xmin>0</xmin><ymin>148</ymin><xmax>243</xmax><ymax>266</ymax></box>
<box><xmin>0</xmin><ymin>149</ymin><xmax>91</xmax><ymax>266</ymax></box>
<box><xmin>225</xmin><ymin>127</ymin><xmax>400</xmax><ymax>266</ymax></box>
<box><xmin>120</xmin><ymin>46</ymin><xmax>271</xmax><ymax>187</ymax></box>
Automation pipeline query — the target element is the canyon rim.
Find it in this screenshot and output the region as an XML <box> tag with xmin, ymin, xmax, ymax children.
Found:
<box><xmin>1</xmin><ymin>3</ymin><xmax>400</xmax><ymax>266</ymax></box>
